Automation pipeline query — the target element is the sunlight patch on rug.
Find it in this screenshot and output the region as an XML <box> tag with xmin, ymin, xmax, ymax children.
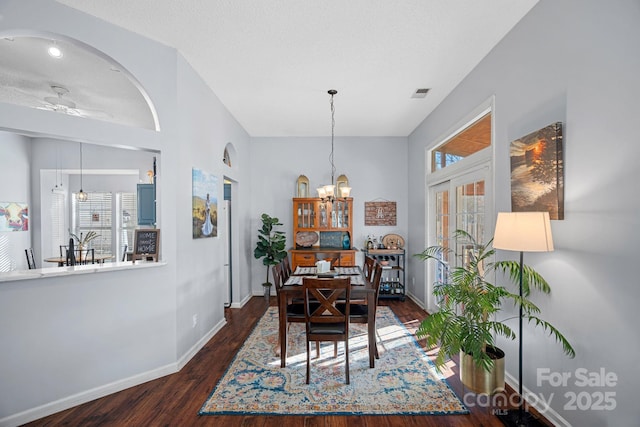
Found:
<box><xmin>199</xmin><ymin>307</ymin><xmax>468</xmax><ymax>416</ymax></box>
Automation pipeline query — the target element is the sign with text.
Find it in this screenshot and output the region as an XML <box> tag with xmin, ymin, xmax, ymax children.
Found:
<box><xmin>133</xmin><ymin>229</ymin><xmax>160</xmax><ymax>262</ymax></box>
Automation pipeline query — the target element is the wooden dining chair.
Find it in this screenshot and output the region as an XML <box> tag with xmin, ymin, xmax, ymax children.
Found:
<box><xmin>282</xmin><ymin>255</ymin><xmax>292</xmax><ymax>281</ymax></box>
<box><xmin>362</xmin><ymin>255</ymin><xmax>376</xmax><ymax>282</ymax></box>
<box><xmin>273</xmin><ymin>263</ymin><xmax>320</xmax><ymax>358</ymax></box>
<box><xmin>303</xmin><ymin>277</ymin><xmax>351</xmax><ymax>384</ymax></box>
<box><xmin>315</xmin><ymin>251</ymin><xmax>342</xmax><ymax>269</ymax></box>
<box><xmin>25</xmin><ymin>248</ymin><xmax>36</xmax><ymax>269</ymax></box>
<box><xmin>338</xmin><ymin>263</ymin><xmax>383</xmax><ymax>359</ymax></box>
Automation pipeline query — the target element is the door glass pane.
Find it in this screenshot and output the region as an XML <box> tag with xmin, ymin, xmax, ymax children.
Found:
<box><xmin>454</xmin><ymin>179</ymin><xmax>485</xmax><ymax>267</ymax></box>
<box><xmin>434</xmin><ymin>188</ymin><xmax>450</xmax><ymax>287</ymax></box>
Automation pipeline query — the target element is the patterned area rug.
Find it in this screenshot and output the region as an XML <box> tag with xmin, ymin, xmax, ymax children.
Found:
<box><xmin>199</xmin><ymin>306</ymin><xmax>468</xmax><ymax>416</ymax></box>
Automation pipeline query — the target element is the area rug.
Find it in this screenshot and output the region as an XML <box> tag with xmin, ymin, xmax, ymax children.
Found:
<box><xmin>199</xmin><ymin>306</ymin><xmax>468</xmax><ymax>416</ymax></box>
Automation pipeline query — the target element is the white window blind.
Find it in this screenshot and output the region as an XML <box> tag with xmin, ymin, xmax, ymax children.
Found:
<box><xmin>50</xmin><ymin>189</ymin><xmax>65</xmax><ymax>255</ymax></box>
<box><xmin>72</xmin><ymin>192</ymin><xmax>113</xmax><ymax>255</ymax></box>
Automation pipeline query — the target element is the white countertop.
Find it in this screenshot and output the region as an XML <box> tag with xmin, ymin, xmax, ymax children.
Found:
<box><xmin>0</xmin><ymin>260</ymin><xmax>167</xmax><ymax>283</ymax></box>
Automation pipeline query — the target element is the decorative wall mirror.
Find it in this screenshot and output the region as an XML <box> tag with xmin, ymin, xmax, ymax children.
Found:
<box><xmin>296</xmin><ymin>175</ymin><xmax>309</xmax><ymax>197</ymax></box>
<box><xmin>336</xmin><ymin>174</ymin><xmax>349</xmax><ymax>197</ymax></box>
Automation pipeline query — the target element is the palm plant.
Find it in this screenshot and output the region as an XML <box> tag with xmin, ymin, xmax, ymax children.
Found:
<box><xmin>415</xmin><ymin>229</ymin><xmax>574</xmax><ymax>373</ymax></box>
<box><xmin>253</xmin><ymin>213</ymin><xmax>288</xmax><ymax>287</ymax></box>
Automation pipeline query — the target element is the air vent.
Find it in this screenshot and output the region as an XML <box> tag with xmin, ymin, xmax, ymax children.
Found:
<box><xmin>411</xmin><ymin>88</ymin><xmax>430</xmax><ymax>99</ymax></box>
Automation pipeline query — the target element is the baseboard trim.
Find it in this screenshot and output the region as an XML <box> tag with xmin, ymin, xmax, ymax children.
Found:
<box><xmin>1</xmin><ymin>319</ymin><xmax>229</xmax><ymax>427</ymax></box>
<box><xmin>503</xmin><ymin>372</ymin><xmax>572</xmax><ymax>427</ymax></box>
<box><xmin>0</xmin><ymin>363</ymin><xmax>177</xmax><ymax>427</ymax></box>
<box><xmin>177</xmin><ymin>318</ymin><xmax>227</xmax><ymax>370</ymax></box>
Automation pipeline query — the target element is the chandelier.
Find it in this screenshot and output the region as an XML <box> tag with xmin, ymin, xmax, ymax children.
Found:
<box><xmin>317</xmin><ymin>89</ymin><xmax>351</xmax><ymax>202</ymax></box>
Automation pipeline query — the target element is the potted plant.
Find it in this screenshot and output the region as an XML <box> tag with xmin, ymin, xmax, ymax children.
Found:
<box><xmin>253</xmin><ymin>213</ymin><xmax>288</xmax><ymax>291</ymax></box>
<box><xmin>69</xmin><ymin>230</ymin><xmax>99</xmax><ymax>263</ymax></box>
<box><xmin>414</xmin><ymin>230</ymin><xmax>574</xmax><ymax>394</ymax></box>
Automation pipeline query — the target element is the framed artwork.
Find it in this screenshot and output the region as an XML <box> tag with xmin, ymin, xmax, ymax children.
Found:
<box><xmin>510</xmin><ymin>122</ymin><xmax>564</xmax><ymax>220</ymax></box>
<box><xmin>0</xmin><ymin>202</ymin><xmax>28</xmax><ymax>232</ymax></box>
<box><xmin>365</xmin><ymin>201</ymin><xmax>397</xmax><ymax>226</ymax></box>
<box><xmin>192</xmin><ymin>168</ymin><xmax>218</xmax><ymax>238</ymax></box>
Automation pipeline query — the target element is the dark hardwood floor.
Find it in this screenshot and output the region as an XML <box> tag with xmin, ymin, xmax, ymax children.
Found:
<box><xmin>25</xmin><ymin>296</ymin><xmax>549</xmax><ymax>427</ymax></box>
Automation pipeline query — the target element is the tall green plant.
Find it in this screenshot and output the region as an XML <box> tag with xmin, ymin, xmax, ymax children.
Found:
<box><xmin>253</xmin><ymin>213</ymin><xmax>288</xmax><ymax>287</ymax></box>
<box><xmin>414</xmin><ymin>229</ymin><xmax>574</xmax><ymax>372</ymax></box>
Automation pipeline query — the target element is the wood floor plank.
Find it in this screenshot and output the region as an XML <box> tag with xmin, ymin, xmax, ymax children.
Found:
<box><xmin>24</xmin><ymin>296</ymin><xmax>548</xmax><ymax>427</ymax></box>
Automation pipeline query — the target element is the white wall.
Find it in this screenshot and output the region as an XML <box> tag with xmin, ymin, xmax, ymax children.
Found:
<box><xmin>408</xmin><ymin>0</ymin><xmax>640</xmax><ymax>425</ymax></box>
<box><xmin>0</xmin><ymin>1</ymin><xmax>251</xmax><ymax>425</ymax></box>
<box><xmin>0</xmin><ymin>132</ymin><xmax>31</xmax><ymax>271</ymax></box>
<box><xmin>250</xmin><ymin>136</ymin><xmax>408</xmax><ymax>294</ymax></box>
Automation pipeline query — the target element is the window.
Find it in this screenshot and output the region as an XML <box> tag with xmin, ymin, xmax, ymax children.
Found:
<box><xmin>72</xmin><ymin>192</ymin><xmax>112</xmax><ymax>255</ymax></box>
<box><xmin>431</xmin><ymin>112</ymin><xmax>491</xmax><ymax>172</ymax></box>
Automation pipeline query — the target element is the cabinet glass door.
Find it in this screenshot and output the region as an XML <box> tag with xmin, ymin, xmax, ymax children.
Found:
<box><xmin>332</xmin><ymin>200</ymin><xmax>349</xmax><ymax>229</ymax></box>
<box><xmin>297</xmin><ymin>201</ymin><xmax>316</xmax><ymax>229</ymax></box>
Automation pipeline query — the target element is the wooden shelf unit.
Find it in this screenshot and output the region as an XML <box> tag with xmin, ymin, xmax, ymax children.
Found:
<box><xmin>290</xmin><ymin>197</ymin><xmax>355</xmax><ymax>270</ymax></box>
<box><xmin>365</xmin><ymin>248</ymin><xmax>405</xmax><ymax>300</ymax></box>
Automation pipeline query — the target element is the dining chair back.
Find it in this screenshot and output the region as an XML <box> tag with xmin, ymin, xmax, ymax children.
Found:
<box><xmin>25</xmin><ymin>248</ymin><xmax>36</xmax><ymax>269</ymax></box>
<box><xmin>302</xmin><ymin>276</ymin><xmax>351</xmax><ymax>384</ymax></box>
<box><xmin>315</xmin><ymin>251</ymin><xmax>342</xmax><ymax>269</ymax></box>
<box><xmin>363</xmin><ymin>255</ymin><xmax>376</xmax><ymax>282</ymax></box>
<box><xmin>64</xmin><ymin>247</ymin><xmax>95</xmax><ymax>265</ymax></box>
<box><xmin>282</xmin><ymin>255</ymin><xmax>292</xmax><ymax>282</ymax></box>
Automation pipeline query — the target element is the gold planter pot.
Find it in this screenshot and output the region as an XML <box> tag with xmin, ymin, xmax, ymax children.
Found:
<box><xmin>460</xmin><ymin>346</ymin><xmax>505</xmax><ymax>395</ymax></box>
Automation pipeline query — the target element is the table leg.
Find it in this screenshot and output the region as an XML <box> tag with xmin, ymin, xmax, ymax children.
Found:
<box><xmin>279</xmin><ymin>292</ymin><xmax>287</xmax><ymax>368</ymax></box>
<box><xmin>368</xmin><ymin>292</ymin><xmax>375</xmax><ymax>368</ymax></box>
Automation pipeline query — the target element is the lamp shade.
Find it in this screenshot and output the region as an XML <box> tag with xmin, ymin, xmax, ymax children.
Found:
<box><xmin>493</xmin><ymin>212</ymin><xmax>554</xmax><ymax>252</ymax></box>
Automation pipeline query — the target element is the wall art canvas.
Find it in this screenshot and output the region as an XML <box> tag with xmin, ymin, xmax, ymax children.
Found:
<box><xmin>0</xmin><ymin>202</ymin><xmax>29</xmax><ymax>232</ymax></box>
<box><xmin>192</xmin><ymin>168</ymin><xmax>218</xmax><ymax>238</ymax></box>
<box><xmin>510</xmin><ymin>122</ymin><xmax>564</xmax><ymax>220</ymax></box>
<box><xmin>364</xmin><ymin>201</ymin><xmax>397</xmax><ymax>226</ymax></box>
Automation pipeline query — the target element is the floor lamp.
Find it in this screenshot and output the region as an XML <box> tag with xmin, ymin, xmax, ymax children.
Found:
<box><xmin>493</xmin><ymin>212</ymin><xmax>554</xmax><ymax>427</ymax></box>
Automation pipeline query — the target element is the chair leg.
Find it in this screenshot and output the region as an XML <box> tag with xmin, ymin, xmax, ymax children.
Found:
<box><xmin>333</xmin><ymin>342</ymin><xmax>338</xmax><ymax>358</ymax></box>
<box><xmin>306</xmin><ymin>339</ymin><xmax>311</xmax><ymax>384</ymax></box>
<box><xmin>345</xmin><ymin>338</ymin><xmax>350</xmax><ymax>385</ymax></box>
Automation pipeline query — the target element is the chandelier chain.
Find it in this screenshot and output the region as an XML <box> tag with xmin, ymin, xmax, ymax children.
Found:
<box><xmin>330</xmin><ymin>91</ymin><xmax>336</xmax><ymax>186</ymax></box>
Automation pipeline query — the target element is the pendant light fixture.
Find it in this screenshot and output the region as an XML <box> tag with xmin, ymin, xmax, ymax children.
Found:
<box><xmin>76</xmin><ymin>142</ymin><xmax>88</xmax><ymax>202</ymax></box>
<box><xmin>317</xmin><ymin>89</ymin><xmax>351</xmax><ymax>202</ymax></box>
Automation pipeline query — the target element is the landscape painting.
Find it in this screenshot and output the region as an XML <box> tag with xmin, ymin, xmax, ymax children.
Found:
<box><xmin>510</xmin><ymin>122</ymin><xmax>564</xmax><ymax>220</ymax></box>
<box><xmin>192</xmin><ymin>168</ymin><xmax>218</xmax><ymax>238</ymax></box>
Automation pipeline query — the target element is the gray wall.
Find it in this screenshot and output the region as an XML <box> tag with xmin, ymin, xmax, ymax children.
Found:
<box><xmin>0</xmin><ymin>0</ymin><xmax>251</xmax><ymax>425</ymax></box>
<box><xmin>408</xmin><ymin>0</ymin><xmax>639</xmax><ymax>425</ymax></box>
<box><xmin>249</xmin><ymin>136</ymin><xmax>408</xmax><ymax>294</ymax></box>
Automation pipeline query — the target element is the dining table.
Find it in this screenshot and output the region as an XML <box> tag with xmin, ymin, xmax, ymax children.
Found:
<box><xmin>278</xmin><ymin>265</ymin><xmax>377</xmax><ymax>369</ymax></box>
<box><xmin>43</xmin><ymin>254</ymin><xmax>114</xmax><ymax>267</ymax></box>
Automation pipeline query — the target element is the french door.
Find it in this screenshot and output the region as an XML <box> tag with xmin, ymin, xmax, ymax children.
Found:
<box><xmin>427</xmin><ymin>167</ymin><xmax>490</xmax><ymax>312</ymax></box>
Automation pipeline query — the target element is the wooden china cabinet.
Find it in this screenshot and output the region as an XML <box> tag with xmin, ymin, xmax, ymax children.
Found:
<box><xmin>289</xmin><ymin>197</ymin><xmax>355</xmax><ymax>270</ymax></box>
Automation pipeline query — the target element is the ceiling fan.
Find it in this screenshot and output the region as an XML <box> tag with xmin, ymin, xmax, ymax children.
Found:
<box><xmin>37</xmin><ymin>85</ymin><xmax>110</xmax><ymax>119</ymax></box>
<box><xmin>38</xmin><ymin>85</ymin><xmax>84</xmax><ymax>116</ymax></box>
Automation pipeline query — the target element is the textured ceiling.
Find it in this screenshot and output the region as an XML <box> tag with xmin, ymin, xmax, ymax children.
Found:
<box><xmin>0</xmin><ymin>35</ymin><xmax>157</xmax><ymax>129</ymax></box>
<box><xmin>22</xmin><ymin>1</ymin><xmax>537</xmax><ymax>136</ymax></box>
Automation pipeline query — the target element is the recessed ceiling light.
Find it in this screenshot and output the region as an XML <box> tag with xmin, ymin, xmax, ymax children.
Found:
<box><xmin>48</xmin><ymin>45</ymin><xmax>62</xmax><ymax>58</ymax></box>
<box><xmin>411</xmin><ymin>88</ymin><xmax>430</xmax><ymax>99</ymax></box>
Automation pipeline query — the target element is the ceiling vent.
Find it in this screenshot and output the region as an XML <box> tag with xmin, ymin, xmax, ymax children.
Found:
<box><xmin>411</xmin><ymin>88</ymin><xmax>430</xmax><ymax>99</ymax></box>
